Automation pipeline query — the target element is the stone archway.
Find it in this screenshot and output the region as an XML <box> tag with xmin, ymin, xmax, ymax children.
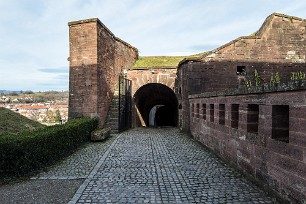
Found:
<box><xmin>133</xmin><ymin>83</ymin><xmax>178</xmax><ymax>127</ymax></box>
<box><xmin>127</xmin><ymin>67</ymin><xmax>177</xmax><ymax>96</ymax></box>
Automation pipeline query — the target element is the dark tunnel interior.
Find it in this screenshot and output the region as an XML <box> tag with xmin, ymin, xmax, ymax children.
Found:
<box><xmin>134</xmin><ymin>83</ymin><xmax>178</xmax><ymax>127</ymax></box>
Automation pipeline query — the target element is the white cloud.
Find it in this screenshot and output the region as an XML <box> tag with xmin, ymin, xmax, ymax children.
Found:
<box><xmin>0</xmin><ymin>0</ymin><xmax>306</xmax><ymax>91</ymax></box>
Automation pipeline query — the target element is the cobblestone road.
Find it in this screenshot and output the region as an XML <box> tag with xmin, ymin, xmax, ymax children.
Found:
<box><xmin>33</xmin><ymin>135</ymin><xmax>117</xmax><ymax>180</ymax></box>
<box><xmin>63</xmin><ymin>128</ymin><xmax>279</xmax><ymax>204</ymax></box>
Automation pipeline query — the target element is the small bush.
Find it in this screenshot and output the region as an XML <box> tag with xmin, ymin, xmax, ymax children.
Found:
<box><xmin>0</xmin><ymin>117</ymin><xmax>98</xmax><ymax>177</ymax></box>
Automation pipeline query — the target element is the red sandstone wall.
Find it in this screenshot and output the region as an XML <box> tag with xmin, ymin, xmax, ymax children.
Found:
<box><xmin>179</xmin><ymin>14</ymin><xmax>306</xmax><ymax>95</ymax></box>
<box><xmin>189</xmin><ymin>87</ymin><xmax>306</xmax><ymax>203</ymax></box>
<box><xmin>176</xmin><ymin>63</ymin><xmax>190</xmax><ymax>131</ymax></box>
<box><xmin>204</xmin><ymin>14</ymin><xmax>306</xmax><ymax>63</ymax></box>
<box><xmin>96</xmin><ymin>22</ymin><xmax>138</xmax><ymax>126</ymax></box>
<box><xmin>177</xmin><ymin>13</ymin><xmax>306</xmax><ymax>132</ymax></box>
<box><xmin>68</xmin><ymin>19</ymin><xmax>137</xmax><ymax>126</ymax></box>
<box><xmin>68</xmin><ymin>20</ymin><xmax>98</xmax><ymax>119</ymax></box>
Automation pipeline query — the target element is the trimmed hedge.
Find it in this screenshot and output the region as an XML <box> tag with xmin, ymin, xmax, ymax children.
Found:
<box><xmin>0</xmin><ymin>117</ymin><xmax>98</xmax><ymax>177</ymax></box>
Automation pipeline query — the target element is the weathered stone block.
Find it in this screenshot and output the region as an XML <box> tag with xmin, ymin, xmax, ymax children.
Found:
<box><xmin>91</xmin><ymin>127</ymin><xmax>111</xmax><ymax>141</ymax></box>
<box><xmin>267</xmin><ymin>139</ymin><xmax>303</xmax><ymax>161</ymax></box>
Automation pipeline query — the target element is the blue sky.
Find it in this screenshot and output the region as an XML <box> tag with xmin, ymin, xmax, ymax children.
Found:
<box><xmin>0</xmin><ymin>0</ymin><xmax>306</xmax><ymax>91</ymax></box>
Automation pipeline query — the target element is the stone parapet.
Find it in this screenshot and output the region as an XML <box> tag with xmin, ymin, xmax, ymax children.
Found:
<box><xmin>190</xmin><ymin>80</ymin><xmax>306</xmax><ymax>99</ymax></box>
<box><xmin>189</xmin><ymin>89</ymin><xmax>306</xmax><ymax>203</ymax></box>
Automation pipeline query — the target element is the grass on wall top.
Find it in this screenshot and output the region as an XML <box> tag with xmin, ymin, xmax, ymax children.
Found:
<box><xmin>133</xmin><ymin>52</ymin><xmax>209</xmax><ymax>68</ymax></box>
<box><xmin>133</xmin><ymin>56</ymin><xmax>185</xmax><ymax>68</ymax></box>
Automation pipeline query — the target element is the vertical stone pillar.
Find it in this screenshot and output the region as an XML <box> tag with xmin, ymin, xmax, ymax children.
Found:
<box><xmin>68</xmin><ymin>19</ymin><xmax>99</xmax><ymax>119</ymax></box>
<box><xmin>68</xmin><ymin>18</ymin><xmax>138</xmax><ymax>127</ymax></box>
<box><xmin>180</xmin><ymin>62</ymin><xmax>191</xmax><ymax>132</ymax></box>
<box><xmin>239</xmin><ymin>104</ymin><xmax>248</xmax><ymax>135</ymax></box>
<box><xmin>258</xmin><ymin>105</ymin><xmax>272</xmax><ymax>146</ymax></box>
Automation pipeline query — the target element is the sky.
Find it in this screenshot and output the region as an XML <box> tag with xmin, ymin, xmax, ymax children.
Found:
<box><xmin>0</xmin><ymin>0</ymin><xmax>306</xmax><ymax>91</ymax></box>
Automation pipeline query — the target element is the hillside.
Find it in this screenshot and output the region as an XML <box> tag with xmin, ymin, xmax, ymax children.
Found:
<box><xmin>0</xmin><ymin>107</ymin><xmax>45</xmax><ymax>135</ymax></box>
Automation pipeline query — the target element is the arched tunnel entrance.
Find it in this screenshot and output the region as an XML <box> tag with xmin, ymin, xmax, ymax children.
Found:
<box><xmin>134</xmin><ymin>83</ymin><xmax>178</xmax><ymax>127</ymax></box>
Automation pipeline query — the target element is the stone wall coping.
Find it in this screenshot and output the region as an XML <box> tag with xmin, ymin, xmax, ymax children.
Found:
<box><xmin>68</xmin><ymin>18</ymin><xmax>138</xmax><ymax>53</ymax></box>
<box><xmin>179</xmin><ymin>13</ymin><xmax>306</xmax><ymax>67</ymax></box>
<box><xmin>189</xmin><ymin>80</ymin><xmax>306</xmax><ymax>99</ymax></box>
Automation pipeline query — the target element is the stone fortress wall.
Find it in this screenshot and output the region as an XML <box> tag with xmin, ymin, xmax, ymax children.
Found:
<box><xmin>177</xmin><ymin>13</ymin><xmax>306</xmax><ymax>202</ymax></box>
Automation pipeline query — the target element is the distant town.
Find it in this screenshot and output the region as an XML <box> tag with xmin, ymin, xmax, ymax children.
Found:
<box><xmin>0</xmin><ymin>91</ymin><xmax>68</xmax><ymax>125</ymax></box>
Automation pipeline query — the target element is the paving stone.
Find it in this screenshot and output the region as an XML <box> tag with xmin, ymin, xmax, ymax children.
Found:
<box><xmin>67</xmin><ymin>128</ymin><xmax>279</xmax><ymax>204</ymax></box>
<box><xmin>33</xmin><ymin>136</ymin><xmax>117</xmax><ymax>179</ymax></box>
<box><xmin>29</xmin><ymin>127</ymin><xmax>281</xmax><ymax>203</ymax></box>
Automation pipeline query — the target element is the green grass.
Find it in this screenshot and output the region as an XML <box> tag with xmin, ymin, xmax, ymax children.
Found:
<box><xmin>134</xmin><ymin>56</ymin><xmax>185</xmax><ymax>68</ymax></box>
<box><xmin>133</xmin><ymin>52</ymin><xmax>209</xmax><ymax>68</ymax></box>
<box><xmin>0</xmin><ymin>107</ymin><xmax>45</xmax><ymax>135</ymax></box>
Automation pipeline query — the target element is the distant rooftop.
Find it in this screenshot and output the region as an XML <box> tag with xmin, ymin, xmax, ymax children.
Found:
<box><xmin>19</xmin><ymin>105</ymin><xmax>48</xmax><ymax>110</ymax></box>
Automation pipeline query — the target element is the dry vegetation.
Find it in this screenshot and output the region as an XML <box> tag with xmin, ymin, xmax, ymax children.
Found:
<box><xmin>133</xmin><ymin>52</ymin><xmax>209</xmax><ymax>68</ymax></box>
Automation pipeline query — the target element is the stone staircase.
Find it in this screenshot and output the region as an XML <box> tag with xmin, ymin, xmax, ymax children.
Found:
<box><xmin>105</xmin><ymin>89</ymin><xmax>120</xmax><ymax>133</ymax></box>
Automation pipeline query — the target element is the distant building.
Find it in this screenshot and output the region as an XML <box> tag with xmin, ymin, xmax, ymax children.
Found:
<box><xmin>0</xmin><ymin>96</ymin><xmax>10</xmax><ymax>103</ymax></box>
<box><xmin>19</xmin><ymin>105</ymin><xmax>48</xmax><ymax>112</ymax></box>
